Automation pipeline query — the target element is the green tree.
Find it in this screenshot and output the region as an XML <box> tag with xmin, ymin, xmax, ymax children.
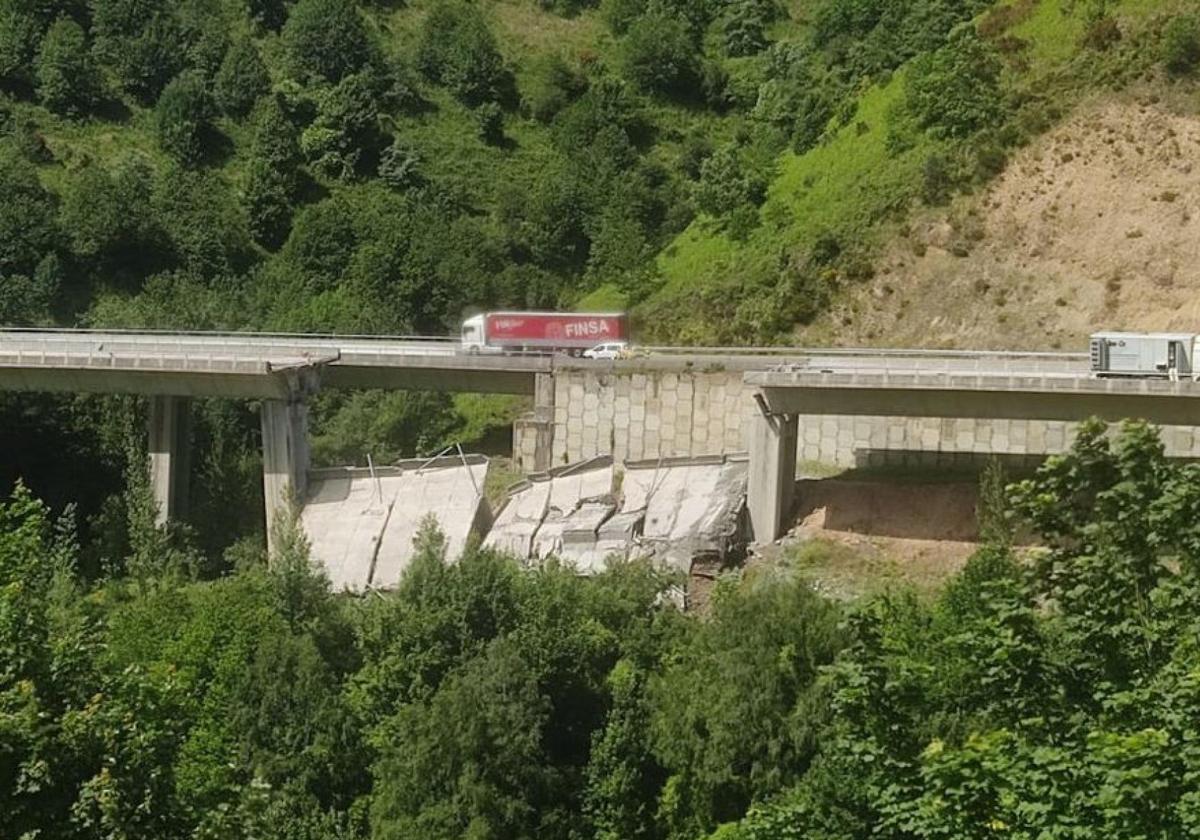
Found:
<box><xmin>0</xmin><ymin>0</ymin><xmax>39</xmax><ymax>86</ymax></box>
<box><xmin>584</xmin><ymin>660</ymin><xmax>665</xmax><ymax>840</ymax></box>
<box><xmin>155</xmin><ymin>71</ymin><xmax>213</xmax><ymax>166</ymax></box>
<box><xmin>300</xmin><ymin>72</ymin><xmax>386</xmax><ymax>180</ymax></box>
<box><xmin>905</xmin><ymin>25</ymin><xmax>1002</xmax><ymax>139</ymax></box>
<box><xmin>650</xmin><ymin>577</ymin><xmax>845</xmax><ymax>836</ymax></box>
<box><xmin>245</xmin><ymin>98</ymin><xmax>301</xmax><ymax>249</ymax></box>
<box><xmin>282</xmin><ymin>0</ymin><xmax>372</xmax><ymax>84</ymax></box>
<box><xmin>214</xmin><ymin>36</ymin><xmax>269</xmax><ymax>116</ymax></box>
<box><xmin>694</xmin><ymin>143</ymin><xmax>761</xmax><ymax>219</ymax></box>
<box><xmin>621</xmin><ymin>12</ymin><xmax>699</xmax><ymax>98</ymax></box>
<box><xmin>59</xmin><ymin>155</ymin><xmax>161</xmax><ymax>267</ymax></box>
<box><xmin>90</xmin><ymin>0</ymin><xmax>185</xmax><ymax>102</ymax></box>
<box><xmin>0</xmin><ymin>143</ymin><xmax>57</xmax><ymax>279</ymax></box>
<box><xmin>417</xmin><ymin>1</ymin><xmax>510</xmax><ymax>105</ymax></box>
<box><xmin>36</xmin><ymin>17</ymin><xmax>99</xmax><ymax>115</ymax></box>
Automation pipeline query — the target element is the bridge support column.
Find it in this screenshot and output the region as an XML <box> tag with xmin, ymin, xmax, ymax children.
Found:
<box><xmin>748</xmin><ymin>402</ymin><xmax>798</xmax><ymax>543</ymax></box>
<box><xmin>514</xmin><ymin>373</ymin><xmax>556</xmax><ymax>473</ymax></box>
<box><xmin>148</xmin><ymin>395</ymin><xmax>191</xmax><ymax>525</ymax></box>
<box><xmin>262</xmin><ymin>396</ymin><xmax>310</xmax><ymax>554</ymax></box>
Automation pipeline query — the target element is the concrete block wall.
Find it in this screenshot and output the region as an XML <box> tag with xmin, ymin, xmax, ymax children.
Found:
<box><xmin>549</xmin><ymin>369</ymin><xmax>751</xmax><ymax>465</ymax></box>
<box><xmin>530</xmin><ymin>368</ymin><xmax>1200</xmax><ymax>470</ymax></box>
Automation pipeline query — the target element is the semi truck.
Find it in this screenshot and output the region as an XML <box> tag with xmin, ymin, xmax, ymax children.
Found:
<box><xmin>460</xmin><ymin>311</ymin><xmax>629</xmax><ymax>355</ymax></box>
<box><xmin>1090</xmin><ymin>332</ymin><xmax>1200</xmax><ymax>380</ymax></box>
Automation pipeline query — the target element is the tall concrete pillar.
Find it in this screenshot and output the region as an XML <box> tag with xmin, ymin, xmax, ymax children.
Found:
<box><xmin>513</xmin><ymin>372</ymin><xmax>556</xmax><ymax>473</ymax></box>
<box><xmin>748</xmin><ymin>405</ymin><xmax>798</xmax><ymax>543</ymax></box>
<box><xmin>147</xmin><ymin>395</ymin><xmax>191</xmax><ymax>526</ymax></box>
<box><xmin>261</xmin><ymin>397</ymin><xmax>310</xmax><ymax>552</ymax></box>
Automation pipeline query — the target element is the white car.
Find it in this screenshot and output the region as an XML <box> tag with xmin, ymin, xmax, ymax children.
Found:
<box><xmin>583</xmin><ymin>341</ymin><xmax>629</xmax><ymax>360</ymax></box>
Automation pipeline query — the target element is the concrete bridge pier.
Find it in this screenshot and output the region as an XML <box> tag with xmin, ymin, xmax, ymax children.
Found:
<box><xmin>148</xmin><ymin>395</ymin><xmax>192</xmax><ymax>526</ymax></box>
<box><xmin>513</xmin><ymin>373</ymin><xmax>556</xmax><ymax>472</ymax></box>
<box><xmin>261</xmin><ymin>396</ymin><xmax>310</xmax><ymax>553</ymax></box>
<box><xmin>747</xmin><ymin>401</ymin><xmax>798</xmax><ymax>543</ymax></box>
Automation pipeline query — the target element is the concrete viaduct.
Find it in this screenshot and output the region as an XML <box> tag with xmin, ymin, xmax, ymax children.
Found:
<box><xmin>4</xmin><ymin>329</ymin><xmax>1200</xmax><ymax>549</ymax></box>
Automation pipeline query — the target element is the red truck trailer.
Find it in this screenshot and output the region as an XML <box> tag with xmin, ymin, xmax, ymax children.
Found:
<box><xmin>460</xmin><ymin>312</ymin><xmax>629</xmax><ymax>354</ymax></box>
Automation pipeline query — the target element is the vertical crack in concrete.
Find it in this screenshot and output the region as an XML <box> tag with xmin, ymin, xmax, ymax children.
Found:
<box><xmin>365</xmin><ymin>496</ymin><xmax>396</xmax><ymax>589</ymax></box>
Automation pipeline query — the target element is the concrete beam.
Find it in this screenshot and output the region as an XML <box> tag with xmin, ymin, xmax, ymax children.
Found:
<box><xmin>748</xmin><ymin>408</ymin><xmax>798</xmax><ymax>543</ymax></box>
<box><xmin>0</xmin><ymin>365</ymin><xmax>306</xmax><ymax>399</ymax></box>
<box><xmin>147</xmin><ymin>395</ymin><xmax>191</xmax><ymax>525</ymax></box>
<box><xmin>755</xmin><ymin>384</ymin><xmax>1200</xmax><ymax>426</ymax></box>
<box><xmin>262</xmin><ymin>397</ymin><xmax>310</xmax><ymax>556</ymax></box>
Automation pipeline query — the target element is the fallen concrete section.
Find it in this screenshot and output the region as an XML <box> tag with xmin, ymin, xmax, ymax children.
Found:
<box><xmin>485</xmin><ymin>455</ymin><xmax>749</xmax><ymax>576</ymax></box>
<box><xmin>623</xmin><ymin>456</ymin><xmax>750</xmax><ymax>573</ymax></box>
<box><xmin>301</xmin><ymin>456</ymin><xmax>492</xmax><ymax>592</ymax></box>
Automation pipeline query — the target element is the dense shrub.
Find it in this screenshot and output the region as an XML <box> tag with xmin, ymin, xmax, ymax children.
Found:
<box><xmin>36</xmin><ymin>17</ymin><xmax>99</xmax><ymax>114</ymax></box>
<box><xmin>600</xmin><ymin>0</ymin><xmax>644</xmax><ymax>34</ymax></box>
<box><xmin>90</xmin><ymin>0</ymin><xmax>185</xmax><ymax>102</ymax></box>
<box><xmin>59</xmin><ymin>156</ymin><xmax>160</xmax><ymax>264</ymax></box>
<box><xmin>417</xmin><ymin>1</ymin><xmax>509</xmax><ymax>105</ymax></box>
<box><xmin>722</xmin><ymin>0</ymin><xmax>774</xmax><ymax>57</ymax></box>
<box><xmin>246</xmin><ymin>0</ymin><xmax>286</xmax><ymax>31</ymax></box>
<box><xmin>521</xmin><ymin>52</ymin><xmax>585</xmax><ymax>122</ymax></box>
<box><xmin>301</xmin><ymin>72</ymin><xmax>386</xmax><ymax>180</ymax></box>
<box><xmin>214</xmin><ymin>37</ymin><xmax>269</xmax><ymax>116</ymax></box>
<box><xmin>906</xmin><ymin>26</ymin><xmax>1003</xmax><ymax>139</ymax></box>
<box><xmin>621</xmin><ymin>12</ymin><xmax>699</xmax><ymax>98</ymax></box>
<box><xmin>0</xmin><ymin>0</ymin><xmax>39</xmax><ymax>85</ymax></box>
<box><xmin>694</xmin><ymin>144</ymin><xmax>764</xmax><ymax>219</ymax></box>
<box><xmin>282</xmin><ymin>0</ymin><xmax>372</xmax><ymax>84</ymax></box>
<box><xmin>377</xmin><ymin>139</ymin><xmax>422</xmax><ymax>191</ymax></box>
<box><xmin>0</xmin><ymin>143</ymin><xmax>57</xmax><ymax>277</ymax></box>
<box><xmin>1163</xmin><ymin>15</ymin><xmax>1200</xmax><ymax>77</ymax></box>
<box><xmin>475</xmin><ymin>100</ymin><xmax>504</xmax><ymax>145</ymax></box>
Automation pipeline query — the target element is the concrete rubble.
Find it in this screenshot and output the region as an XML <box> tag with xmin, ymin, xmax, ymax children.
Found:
<box><xmin>301</xmin><ymin>456</ymin><xmax>492</xmax><ymax>592</ymax></box>
<box><xmin>485</xmin><ymin>454</ymin><xmax>749</xmax><ymax>575</ymax></box>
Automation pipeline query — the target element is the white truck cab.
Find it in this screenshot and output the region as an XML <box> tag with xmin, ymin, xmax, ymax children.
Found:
<box><xmin>460</xmin><ymin>315</ymin><xmax>492</xmax><ymax>354</ymax></box>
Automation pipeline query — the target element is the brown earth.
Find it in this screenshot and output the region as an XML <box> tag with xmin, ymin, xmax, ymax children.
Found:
<box><xmin>751</xmin><ymin>479</ymin><xmax>983</xmax><ymax>599</ymax></box>
<box><xmin>804</xmin><ymin>90</ymin><xmax>1200</xmax><ymax>350</ymax></box>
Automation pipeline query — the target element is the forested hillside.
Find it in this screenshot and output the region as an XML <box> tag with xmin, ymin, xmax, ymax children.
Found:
<box><xmin>10</xmin><ymin>421</ymin><xmax>1200</xmax><ymax>838</ymax></box>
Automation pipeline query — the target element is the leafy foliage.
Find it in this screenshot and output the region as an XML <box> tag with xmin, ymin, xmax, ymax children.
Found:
<box><xmin>282</xmin><ymin>0</ymin><xmax>373</xmax><ymax>84</ymax></box>
<box><xmin>36</xmin><ymin>17</ymin><xmax>99</xmax><ymax>115</ymax></box>
<box><xmin>1163</xmin><ymin>15</ymin><xmax>1200</xmax><ymax>76</ymax></box>
<box><xmin>417</xmin><ymin>1</ymin><xmax>510</xmax><ymax>105</ymax></box>
<box><xmin>155</xmin><ymin>71</ymin><xmax>214</xmax><ymax>166</ymax></box>
<box><xmin>214</xmin><ymin>36</ymin><xmax>269</xmax><ymax>116</ymax></box>
<box><xmin>906</xmin><ymin>26</ymin><xmax>1003</xmax><ymax>139</ymax></box>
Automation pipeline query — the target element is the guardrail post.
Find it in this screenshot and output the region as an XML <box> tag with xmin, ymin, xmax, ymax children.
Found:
<box><xmin>748</xmin><ymin>394</ymin><xmax>798</xmax><ymax>543</ymax></box>
<box><xmin>148</xmin><ymin>395</ymin><xmax>191</xmax><ymax>525</ymax></box>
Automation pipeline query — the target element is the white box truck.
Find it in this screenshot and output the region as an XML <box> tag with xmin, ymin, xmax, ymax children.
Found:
<box><xmin>1090</xmin><ymin>332</ymin><xmax>1200</xmax><ymax>380</ymax></box>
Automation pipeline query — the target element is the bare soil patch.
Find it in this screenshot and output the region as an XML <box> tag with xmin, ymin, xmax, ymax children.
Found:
<box><xmin>805</xmin><ymin>92</ymin><xmax>1200</xmax><ymax>350</ymax></box>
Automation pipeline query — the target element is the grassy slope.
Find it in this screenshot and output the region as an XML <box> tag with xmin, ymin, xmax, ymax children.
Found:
<box><xmin>645</xmin><ymin>0</ymin><xmax>1177</xmax><ymax>340</ymax></box>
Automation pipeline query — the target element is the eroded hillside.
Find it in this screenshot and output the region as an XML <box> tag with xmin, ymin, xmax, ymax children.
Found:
<box><xmin>807</xmin><ymin>91</ymin><xmax>1200</xmax><ymax>350</ymax></box>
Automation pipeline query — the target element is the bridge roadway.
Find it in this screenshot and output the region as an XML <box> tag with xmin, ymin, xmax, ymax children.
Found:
<box><xmin>6</xmin><ymin>329</ymin><xmax>1184</xmax><ymax>551</ymax></box>
<box><xmin>0</xmin><ymin>329</ymin><xmax>1091</xmax><ymax>399</ymax></box>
